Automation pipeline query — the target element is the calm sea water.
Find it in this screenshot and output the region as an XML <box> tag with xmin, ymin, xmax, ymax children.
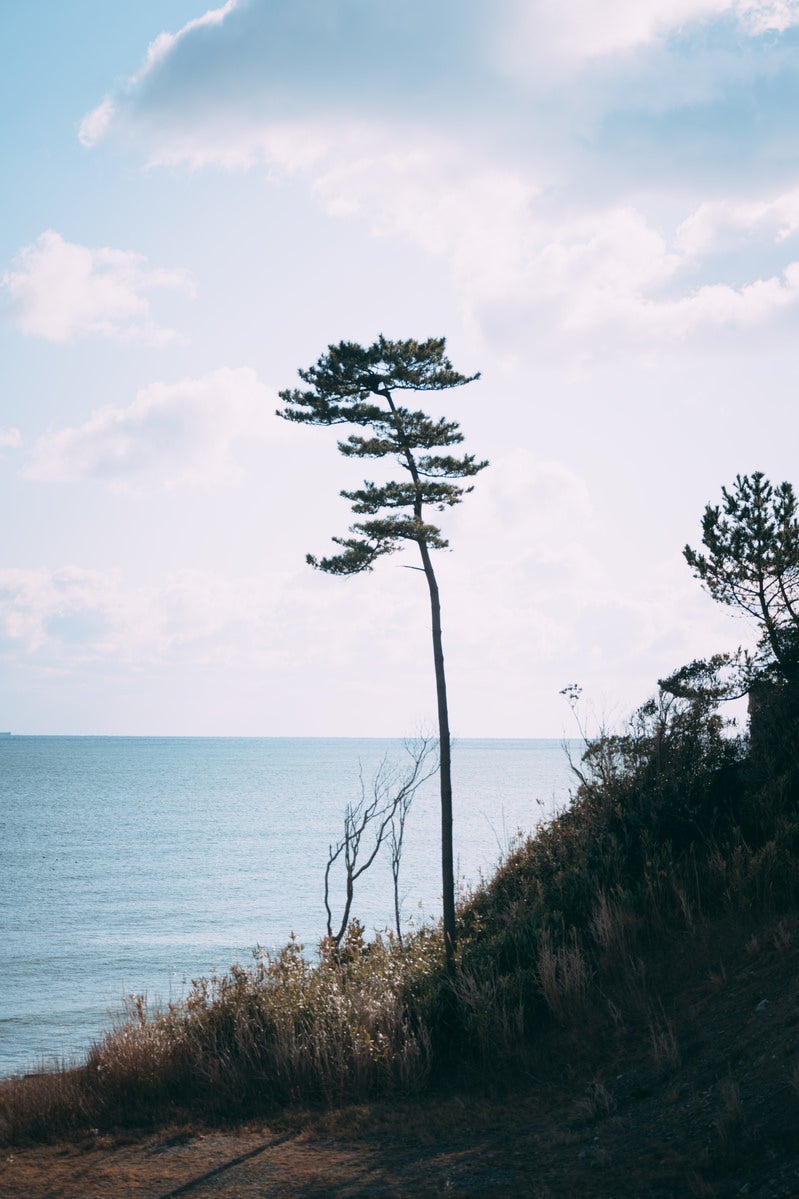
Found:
<box><xmin>0</xmin><ymin>736</ymin><xmax>578</xmax><ymax>1077</ymax></box>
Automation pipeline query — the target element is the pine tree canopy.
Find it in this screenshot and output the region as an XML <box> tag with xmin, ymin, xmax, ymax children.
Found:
<box><xmin>278</xmin><ymin>335</ymin><xmax>487</xmax><ymax>576</ymax></box>
<box><xmin>684</xmin><ymin>471</ymin><xmax>799</xmax><ymax>680</ymax></box>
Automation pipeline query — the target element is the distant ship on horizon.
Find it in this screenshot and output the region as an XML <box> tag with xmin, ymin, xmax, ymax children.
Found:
<box><xmin>0</xmin><ymin>731</ymin><xmax>11</xmax><ymax>737</ymax></box>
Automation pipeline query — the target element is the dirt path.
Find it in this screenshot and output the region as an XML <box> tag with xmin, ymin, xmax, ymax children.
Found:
<box><xmin>3</xmin><ymin>1081</ymin><xmax>797</xmax><ymax>1199</ymax></box>
<box><xmin>3</xmin><ymin>1100</ymin><xmax>538</xmax><ymax>1199</ymax></box>
<box><xmin>4</xmin><ymin>923</ymin><xmax>799</xmax><ymax>1198</ymax></box>
<box><xmin>1</xmin><ymin>1104</ymin><xmax>536</xmax><ymax>1199</ymax></box>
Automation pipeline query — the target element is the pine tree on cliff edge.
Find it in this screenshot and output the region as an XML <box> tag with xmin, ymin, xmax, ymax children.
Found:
<box><xmin>278</xmin><ymin>335</ymin><xmax>486</xmax><ymax>971</ymax></box>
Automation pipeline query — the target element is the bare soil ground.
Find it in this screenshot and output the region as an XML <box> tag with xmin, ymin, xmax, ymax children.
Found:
<box><xmin>3</xmin><ymin>916</ymin><xmax>799</xmax><ymax>1198</ymax></box>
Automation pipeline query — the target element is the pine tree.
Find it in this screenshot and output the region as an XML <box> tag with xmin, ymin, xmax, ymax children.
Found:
<box><xmin>684</xmin><ymin>472</ymin><xmax>799</xmax><ymax>682</ymax></box>
<box><xmin>279</xmin><ymin>335</ymin><xmax>486</xmax><ymax>968</ymax></box>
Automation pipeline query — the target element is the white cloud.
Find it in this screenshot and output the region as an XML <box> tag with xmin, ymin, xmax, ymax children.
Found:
<box><xmin>83</xmin><ymin>66</ymin><xmax>799</xmax><ymax>358</ymax></box>
<box><xmin>0</xmin><ymin>455</ymin><xmax>756</xmax><ymax>733</ymax></box>
<box><xmin>143</xmin><ymin>119</ymin><xmax>341</xmax><ymax>174</ymax></box>
<box><xmin>503</xmin><ymin>0</ymin><xmax>799</xmax><ymax>70</ymax></box>
<box><xmin>79</xmin><ymin>0</ymin><xmax>799</xmax><ymax>160</ymax></box>
<box><xmin>2</xmin><ymin>230</ymin><xmax>193</xmax><ymax>345</ymax></box>
<box><xmin>0</xmin><ymin>428</ymin><xmax>21</xmax><ymax>449</ymax></box>
<box><xmin>313</xmin><ymin>146</ymin><xmax>799</xmax><ymax>350</ymax></box>
<box><xmin>0</xmin><ymin>560</ymin><xmax>434</xmax><ymax>679</ymax></box>
<box><xmin>441</xmin><ymin>455</ymin><xmax>599</xmax><ymax>669</ymax></box>
<box><xmin>738</xmin><ymin>0</ymin><xmax>799</xmax><ymax>33</ymax></box>
<box><xmin>79</xmin><ymin>1</ymin><xmax>237</xmax><ymax>149</ymax></box>
<box><xmin>271</xmin><ymin>141</ymin><xmax>799</xmax><ymax>352</ymax></box>
<box><xmin>311</xmin><ymin>148</ymin><xmax>593</xmax><ymax>339</ymax></box>
<box><xmin>67</xmin><ymin>0</ymin><xmax>799</xmax><ymax>360</ymax></box>
<box><xmin>74</xmin><ymin>0</ymin><xmax>799</xmax><ymax>175</ymax></box>
<box><xmin>514</xmin><ymin>206</ymin><xmax>799</xmax><ymax>342</ymax></box>
<box><xmin>77</xmin><ymin>97</ymin><xmax>116</xmax><ymax>149</ymax></box>
<box><xmin>137</xmin><ymin>0</ymin><xmax>237</xmax><ymax>74</ymax></box>
<box><xmin>313</xmin><ymin>146</ymin><xmax>541</xmax><ymax>309</ymax></box>
<box><xmin>437</xmin><ymin>451</ymin><xmax>745</xmax><ymax>705</ymax></box>
<box><xmin>641</xmin><ymin>264</ymin><xmax>799</xmax><ymax>337</ymax></box>
<box><xmin>456</xmin><ymin>451</ymin><xmax>594</xmax><ymax>548</ymax></box>
<box><xmin>26</xmin><ymin>367</ymin><xmax>284</xmax><ymax>489</ymax></box>
<box><xmin>0</xmin><ymin>566</ymin><xmax>122</xmax><ymax>655</ymax></box>
<box><xmin>504</xmin><ymin>0</ymin><xmax>731</xmax><ymax>66</ymax></box>
<box><xmin>0</xmin><ymin>564</ymin><xmax>285</xmax><ymax>665</ymax></box>
<box><xmin>676</xmin><ymin>187</ymin><xmax>799</xmax><ymax>255</ymax></box>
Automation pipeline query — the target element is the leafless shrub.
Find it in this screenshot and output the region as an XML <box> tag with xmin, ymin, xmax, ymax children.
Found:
<box><xmin>325</xmin><ymin>738</ymin><xmax>438</xmax><ymax>947</ymax></box>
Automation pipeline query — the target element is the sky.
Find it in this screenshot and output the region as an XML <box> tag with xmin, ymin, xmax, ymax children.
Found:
<box><xmin>2</xmin><ymin>0</ymin><xmax>799</xmax><ymax>737</ymax></box>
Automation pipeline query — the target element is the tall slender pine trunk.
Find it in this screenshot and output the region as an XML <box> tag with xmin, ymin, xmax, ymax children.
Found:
<box><xmin>417</xmin><ymin>539</ymin><xmax>456</xmax><ymax>973</ymax></box>
<box><xmin>381</xmin><ymin>387</ymin><xmax>457</xmax><ymax>972</ymax></box>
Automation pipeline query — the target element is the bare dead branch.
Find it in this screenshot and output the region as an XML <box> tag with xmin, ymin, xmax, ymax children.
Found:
<box><xmin>324</xmin><ymin>736</ymin><xmax>439</xmax><ymax>947</ymax></box>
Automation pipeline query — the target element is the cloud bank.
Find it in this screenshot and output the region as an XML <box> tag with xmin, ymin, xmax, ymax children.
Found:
<box><xmin>26</xmin><ymin>368</ymin><xmax>282</xmax><ymax>489</ymax></box>
<box><xmin>80</xmin><ymin>0</ymin><xmax>799</xmax><ymax>164</ymax></box>
<box><xmin>2</xmin><ymin>231</ymin><xmax>193</xmax><ymax>345</ymax></box>
<box><xmin>0</xmin><ymin>449</ymin><xmax>741</xmax><ymax>724</ymax></box>
<box><xmin>71</xmin><ymin>1</ymin><xmax>799</xmax><ymax>360</ymax></box>
<box><xmin>76</xmin><ymin>0</ymin><xmax>799</xmax><ymax>178</ymax></box>
<box><xmin>0</xmin><ymin>564</ymin><xmax>282</xmax><ymax>665</ymax></box>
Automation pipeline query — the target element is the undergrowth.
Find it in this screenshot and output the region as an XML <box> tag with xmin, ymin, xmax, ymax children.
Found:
<box><xmin>452</xmin><ymin>683</ymin><xmax>799</xmax><ymax>1071</ymax></box>
<box><xmin>2</xmin><ymin>680</ymin><xmax>798</xmax><ymax>1146</ymax></box>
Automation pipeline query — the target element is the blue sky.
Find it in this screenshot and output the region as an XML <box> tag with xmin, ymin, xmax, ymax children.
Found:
<box><xmin>3</xmin><ymin>0</ymin><xmax>799</xmax><ymax>736</ymax></box>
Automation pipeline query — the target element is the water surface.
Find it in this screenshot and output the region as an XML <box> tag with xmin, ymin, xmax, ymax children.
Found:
<box><xmin>0</xmin><ymin>736</ymin><xmax>578</xmax><ymax>1075</ymax></box>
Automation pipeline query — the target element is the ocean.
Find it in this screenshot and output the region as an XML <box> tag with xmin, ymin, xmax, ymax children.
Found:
<box><xmin>0</xmin><ymin>736</ymin><xmax>578</xmax><ymax>1077</ymax></box>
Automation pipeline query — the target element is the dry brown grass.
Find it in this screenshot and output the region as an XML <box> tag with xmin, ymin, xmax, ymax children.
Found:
<box><xmin>0</xmin><ymin>929</ymin><xmax>439</xmax><ymax>1146</ymax></box>
<box><xmin>536</xmin><ymin>936</ymin><xmax>593</xmax><ymax>1024</ymax></box>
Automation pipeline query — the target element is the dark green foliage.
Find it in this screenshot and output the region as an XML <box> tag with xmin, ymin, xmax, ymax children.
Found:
<box><xmin>659</xmin><ymin>652</ymin><xmax>752</xmax><ymax>704</ymax></box>
<box><xmin>279</xmin><ymin>335</ymin><xmax>486</xmax><ymax>574</ymax></box>
<box><xmin>280</xmin><ymin>335</ymin><xmax>477</xmax><ymax>410</ymax></box>
<box><xmin>684</xmin><ymin>472</ymin><xmax>799</xmax><ymax>682</ymax></box>
<box><xmin>676</xmin><ymin>472</ymin><xmax>799</xmax><ymax>843</ymax></box>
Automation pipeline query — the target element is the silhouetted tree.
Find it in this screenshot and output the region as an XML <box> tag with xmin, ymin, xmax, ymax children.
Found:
<box><xmin>279</xmin><ymin>335</ymin><xmax>486</xmax><ymax>969</ymax></box>
<box><xmin>684</xmin><ymin>472</ymin><xmax>799</xmax><ymax>683</ymax></box>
